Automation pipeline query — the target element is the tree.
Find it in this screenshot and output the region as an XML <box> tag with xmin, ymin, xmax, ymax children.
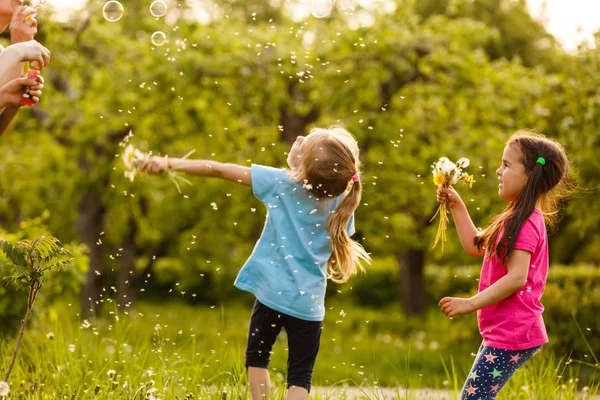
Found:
<box><xmin>0</xmin><ymin>0</ymin><xmax>597</xmax><ymax>321</ymax></box>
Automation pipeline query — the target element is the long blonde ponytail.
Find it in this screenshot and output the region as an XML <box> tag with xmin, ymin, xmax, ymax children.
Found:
<box><xmin>290</xmin><ymin>126</ymin><xmax>371</xmax><ymax>283</ymax></box>
<box><xmin>327</xmin><ymin>178</ymin><xmax>371</xmax><ymax>283</ymax></box>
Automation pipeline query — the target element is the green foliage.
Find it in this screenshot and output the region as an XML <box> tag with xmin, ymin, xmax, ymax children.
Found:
<box><xmin>0</xmin><ymin>275</ymin><xmax>27</xmax><ymax>333</ymax></box>
<box><xmin>338</xmin><ymin>262</ymin><xmax>600</xmax><ymax>357</ymax></box>
<box><xmin>0</xmin><ymin>216</ymin><xmax>88</xmax><ymax>333</ymax></box>
<box><xmin>0</xmin><ymin>236</ymin><xmax>72</xmax><ymax>289</ymax></box>
<box><xmin>0</xmin><ymin>300</ymin><xmax>597</xmax><ymax>397</ymax></box>
<box><xmin>0</xmin><ymin>0</ymin><xmax>598</xmax><ymax>388</ymax></box>
<box><xmin>0</xmin><ymin>0</ymin><xmax>597</xmax><ymax>293</ymax></box>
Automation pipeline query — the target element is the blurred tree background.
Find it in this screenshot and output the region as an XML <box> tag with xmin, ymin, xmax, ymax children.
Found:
<box><xmin>0</xmin><ymin>0</ymin><xmax>598</xmax><ymax>362</ymax></box>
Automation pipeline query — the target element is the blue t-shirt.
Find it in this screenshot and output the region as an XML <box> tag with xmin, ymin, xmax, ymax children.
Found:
<box><xmin>234</xmin><ymin>164</ymin><xmax>355</xmax><ymax>321</ymax></box>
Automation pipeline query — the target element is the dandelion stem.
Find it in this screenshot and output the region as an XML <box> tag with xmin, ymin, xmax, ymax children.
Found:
<box><xmin>4</xmin><ymin>284</ymin><xmax>40</xmax><ymax>381</ymax></box>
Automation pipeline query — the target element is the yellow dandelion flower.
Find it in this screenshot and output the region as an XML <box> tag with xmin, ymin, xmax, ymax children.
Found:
<box><xmin>469</xmin><ymin>174</ymin><xmax>474</xmax><ymax>188</ymax></box>
<box><xmin>433</xmin><ymin>173</ymin><xmax>445</xmax><ymax>186</ymax></box>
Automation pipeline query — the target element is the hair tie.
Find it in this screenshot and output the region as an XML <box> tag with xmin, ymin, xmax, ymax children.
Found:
<box><xmin>536</xmin><ymin>157</ymin><xmax>546</xmax><ymax>166</ymax></box>
<box><xmin>351</xmin><ymin>172</ymin><xmax>360</xmax><ymax>182</ymax></box>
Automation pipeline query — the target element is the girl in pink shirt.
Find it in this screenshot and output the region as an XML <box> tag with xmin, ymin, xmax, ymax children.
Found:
<box><xmin>436</xmin><ymin>130</ymin><xmax>574</xmax><ymax>399</ymax></box>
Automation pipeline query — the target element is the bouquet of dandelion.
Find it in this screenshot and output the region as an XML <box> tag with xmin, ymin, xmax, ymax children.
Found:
<box><xmin>122</xmin><ymin>144</ymin><xmax>195</xmax><ymax>194</ymax></box>
<box><xmin>430</xmin><ymin>157</ymin><xmax>474</xmax><ymax>253</ymax></box>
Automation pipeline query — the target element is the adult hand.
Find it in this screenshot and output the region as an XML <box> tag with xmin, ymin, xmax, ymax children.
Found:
<box><xmin>10</xmin><ymin>40</ymin><xmax>50</xmax><ymax>69</ymax></box>
<box><xmin>0</xmin><ymin>73</ymin><xmax>44</xmax><ymax>108</ymax></box>
<box><xmin>10</xmin><ymin>6</ymin><xmax>38</xmax><ymax>43</ymax></box>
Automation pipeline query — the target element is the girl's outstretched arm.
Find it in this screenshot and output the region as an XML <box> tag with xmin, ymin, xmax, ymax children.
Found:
<box><xmin>439</xmin><ymin>249</ymin><xmax>531</xmax><ymax>317</ymax></box>
<box><xmin>141</xmin><ymin>156</ymin><xmax>252</xmax><ymax>186</ymax></box>
<box><xmin>437</xmin><ymin>186</ymin><xmax>484</xmax><ymax>257</ymax></box>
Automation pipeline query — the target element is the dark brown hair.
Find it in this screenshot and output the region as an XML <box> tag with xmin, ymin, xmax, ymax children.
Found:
<box><xmin>475</xmin><ymin>130</ymin><xmax>575</xmax><ymax>265</ymax></box>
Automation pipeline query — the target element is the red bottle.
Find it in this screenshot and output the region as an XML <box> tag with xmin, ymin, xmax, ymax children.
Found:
<box><xmin>20</xmin><ymin>69</ymin><xmax>40</xmax><ymax>107</ymax></box>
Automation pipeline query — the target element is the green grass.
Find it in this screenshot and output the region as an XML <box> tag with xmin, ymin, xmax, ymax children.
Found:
<box><xmin>0</xmin><ymin>298</ymin><xmax>598</xmax><ymax>399</ymax></box>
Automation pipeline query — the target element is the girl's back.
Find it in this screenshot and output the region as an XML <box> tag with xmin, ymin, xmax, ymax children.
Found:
<box><xmin>234</xmin><ymin>164</ymin><xmax>354</xmax><ymax>322</ymax></box>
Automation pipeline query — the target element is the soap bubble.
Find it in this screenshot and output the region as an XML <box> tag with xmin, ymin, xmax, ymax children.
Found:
<box><xmin>102</xmin><ymin>1</ymin><xmax>124</xmax><ymax>22</ymax></box>
<box><xmin>149</xmin><ymin>0</ymin><xmax>167</xmax><ymax>18</ymax></box>
<box><xmin>310</xmin><ymin>0</ymin><xmax>334</xmax><ymax>18</ymax></box>
<box><xmin>151</xmin><ymin>31</ymin><xmax>167</xmax><ymax>46</ymax></box>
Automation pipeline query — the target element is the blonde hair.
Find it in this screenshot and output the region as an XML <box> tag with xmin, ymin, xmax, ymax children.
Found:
<box><xmin>290</xmin><ymin>126</ymin><xmax>371</xmax><ymax>283</ymax></box>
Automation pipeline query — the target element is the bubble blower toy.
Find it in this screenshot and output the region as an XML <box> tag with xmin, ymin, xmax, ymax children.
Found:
<box><xmin>20</xmin><ymin>0</ymin><xmax>46</xmax><ymax>107</ymax></box>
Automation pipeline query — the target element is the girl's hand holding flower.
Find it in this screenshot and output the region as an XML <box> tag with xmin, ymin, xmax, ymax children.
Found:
<box><xmin>141</xmin><ymin>156</ymin><xmax>168</xmax><ymax>175</ymax></box>
<box><xmin>430</xmin><ymin>157</ymin><xmax>474</xmax><ymax>252</ymax></box>
<box><xmin>437</xmin><ymin>186</ymin><xmax>464</xmax><ymax>210</ymax></box>
<box><xmin>121</xmin><ymin>140</ymin><xmax>194</xmax><ymax>193</ymax></box>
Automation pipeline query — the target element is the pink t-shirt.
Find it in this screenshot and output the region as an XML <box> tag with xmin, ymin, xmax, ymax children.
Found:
<box><xmin>477</xmin><ymin>208</ymin><xmax>549</xmax><ymax>351</ymax></box>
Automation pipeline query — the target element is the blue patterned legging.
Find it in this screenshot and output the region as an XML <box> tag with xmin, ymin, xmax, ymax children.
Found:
<box><xmin>459</xmin><ymin>344</ymin><xmax>541</xmax><ymax>399</ymax></box>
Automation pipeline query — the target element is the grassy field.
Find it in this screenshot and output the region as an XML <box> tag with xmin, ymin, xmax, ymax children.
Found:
<box><xmin>0</xmin><ymin>298</ymin><xmax>598</xmax><ymax>399</ymax></box>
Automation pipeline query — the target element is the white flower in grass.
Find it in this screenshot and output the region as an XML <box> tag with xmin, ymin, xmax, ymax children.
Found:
<box><xmin>46</xmin><ymin>332</ymin><xmax>55</xmax><ymax>340</ymax></box>
<box><xmin>0</xmin><ymin>381</ymin><xmax>10</xmax><ymax>396</ymax></box>
<box><xmin>107</xmin><ymin>370</ymin><xmax>116</xmax><ymax>378</ymax></box>
<box><xmin>68</xmin><ymin>344</ymin><xmax>76</xmax><ymax>353</ymax></box>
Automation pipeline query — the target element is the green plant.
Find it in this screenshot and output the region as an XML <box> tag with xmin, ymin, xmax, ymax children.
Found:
<box><xmin>0</xmin><ymin>236</ymin><xmax>73</xmax><ymax>384</ymax></box>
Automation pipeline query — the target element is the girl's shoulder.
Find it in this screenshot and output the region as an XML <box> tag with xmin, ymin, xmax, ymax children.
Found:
<box><xmin>517</xmin><ymin>209</ymin><xmax>547</xmax><ymax>244</ymax></box>
<box><xmin>530</xmin><ymin>208</ymin><xmax>547</xmax><ymax>228</ymax></box>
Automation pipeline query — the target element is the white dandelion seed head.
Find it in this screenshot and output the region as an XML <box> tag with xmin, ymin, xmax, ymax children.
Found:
<box><xmin>122</xmin><ymin>145</ymin><xmax>135</xmax><ymax>168</ymax></box>
<box><xmin>442</xmin><ymin>160</ymin><xmax>458</xmax><ymax>175</ymax></box>
<box><xmin>124</xmin><ymin>170</ymin><xmax>137</xmax><ymax>182</ymax></box>
<box><xmin>456</xmin><ymin>157</ymin><xmax>470</xmax><ymax>169</ymax></box>
<box><xmin>133</xmin><ymin>148</ymin><xmax>147</xmax><ymax>162</ymax></box>
<box><xmin>46</xmin><ymin>332</ymin><xmax>55</xmax><ymax>340</ymax></box>
<box><xmin>107</xmin><ymin>370</ymin><xmax>116</xmax><ymax>378</ymax></box>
